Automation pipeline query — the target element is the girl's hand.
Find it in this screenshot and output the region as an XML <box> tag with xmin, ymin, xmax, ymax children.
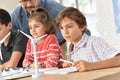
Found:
<box><xmin>29</xmin><ymin>63</ymin><xmax>34</xmax><ymax>68</ymax></box>
<box><xmin>30</xmin><ymin>62</ymin><xmax>45</xmax><ymax>68</ymax></box>
<box><xmin>38</xmin><ymin>62</ymin><xmax>45</xmax><ymax>68</ymax></box>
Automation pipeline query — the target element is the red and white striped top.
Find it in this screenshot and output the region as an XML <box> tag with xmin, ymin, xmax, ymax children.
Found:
<box><xmin>23</xmin><ymin>34</ymin><xmax>63</xmax><ymax>68</ymax></box>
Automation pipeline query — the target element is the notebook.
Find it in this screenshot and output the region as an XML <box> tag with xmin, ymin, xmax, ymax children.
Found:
<box><xmin>43</xmin><ymin>67</ymin><xmax>77</xmax><ymax>74</ymax></box>
<box><xmin>2</xmin><ymin>67</ymin><xmax>77</xmax><ymax>79</ymax></box>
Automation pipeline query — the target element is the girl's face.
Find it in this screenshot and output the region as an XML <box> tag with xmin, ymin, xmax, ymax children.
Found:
<box><xmin>29</xmin><ymin>20</ymin><xmax>46</xmax><ymax>38</ymax></box>
<box><xmin>60</xmin><ymin>17</ymin><xmax>85</xmax><ymax>45</ymax></box>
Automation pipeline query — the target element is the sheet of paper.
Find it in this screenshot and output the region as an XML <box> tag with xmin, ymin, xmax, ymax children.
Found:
<box><xmin>2</xmin><ymin>67</ymin><xmax>77</xmax><ymax>79</ymax></box>
<box><xmin>2</xmin><ymin>67</ymin><xmax>58</xmax><ymax>79</ymax></box>
<box><xmin>43</xmin><ymin>67</ymin><xmax>77</xmax><ymax>74</ymax></box>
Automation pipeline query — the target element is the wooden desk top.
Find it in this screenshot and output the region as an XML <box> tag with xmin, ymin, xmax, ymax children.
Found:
<box><xmin>16</xmin><ymin>67</ymin><xmax>120</xmax><ymax>80</ymax></box>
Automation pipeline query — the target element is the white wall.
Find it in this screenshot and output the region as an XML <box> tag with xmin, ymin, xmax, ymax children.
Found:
<box><xmin>95</xmin><ymin>0</ymin><xmax>120</xmax><ymax>51</ymax></box>
<box><xmin>0</xmin><ymin>0</ymin><xmax>18</xmax><ymax>13</ymax></box>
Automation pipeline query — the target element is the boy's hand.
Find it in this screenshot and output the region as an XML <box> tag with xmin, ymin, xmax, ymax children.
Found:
<box><xmin>73</xmin><ymin>60</ymin><xmax>93</xmax><ymax>72</ymax></box>
<box><xmin>62</xmin><ymin>62</ymin><xmax>73</xmax><ymax>68</ymax></box>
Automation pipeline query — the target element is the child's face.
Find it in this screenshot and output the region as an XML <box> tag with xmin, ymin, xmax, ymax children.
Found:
<box><xmin>29</xmin><ymin>20</ymin><xmax>46</xmax><ymax>38</ymax></box>
<box><xmin>0</xmin><ymin>23</ymin><xmax>11</xmax><ymax>41</ymax></box>
<box><xmin>59</xmin><ymin>18</ymin><xmax>85</xmax><ymax>45</ymax></box>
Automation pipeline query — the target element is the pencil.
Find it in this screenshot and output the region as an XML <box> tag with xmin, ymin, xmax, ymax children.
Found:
<box><xmin>60</xmin><ymin>59</ymin><xmax>74</xmax><ymax>64</ymax></box>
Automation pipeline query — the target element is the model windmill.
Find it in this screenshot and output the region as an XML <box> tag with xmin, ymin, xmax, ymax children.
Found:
<box><xmin>20</xmin><ymin>30</ymin><xmax>47</xmax><ymax>78</ymax></box>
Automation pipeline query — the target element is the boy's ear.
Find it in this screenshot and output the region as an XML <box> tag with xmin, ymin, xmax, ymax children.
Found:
<box><xmin>81</xmin><ymin>25</ymin><xmax>86</xmax><ymax>31</ymax></box>
<box><xmin>7</xmin><ymin>22</ymin><xmax>12</xmax><ymax>29</ymax></box>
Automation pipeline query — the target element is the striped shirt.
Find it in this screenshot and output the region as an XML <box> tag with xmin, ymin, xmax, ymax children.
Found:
<box><xmin>23</xmin><ymin>34</ymin><xmax>63</xmax><ymax>68</ymax></box>
<box><xmin>67</xmin><ymin>33</ymin><xmax>120</xmax><ymax>62</ymax></box>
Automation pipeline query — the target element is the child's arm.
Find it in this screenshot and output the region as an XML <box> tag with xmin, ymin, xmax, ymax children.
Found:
<box><xmin>73</xmin><ymin>54</ymin><xmax>120</xmax><ymax>72</ymax></box>
<box><xmin>22</xmin><ymin>53</ymin><xmax>33</xmax><ymax>68</ymax></box>
<box><xmin>22</xmin><ymin>40</ymin><xmax>33</xmax><ymax>68</ymax></box>
<box><xmin>1</xmin><ymin>51</ymin><xmax>22</xmax><ymax>70</ymax></box>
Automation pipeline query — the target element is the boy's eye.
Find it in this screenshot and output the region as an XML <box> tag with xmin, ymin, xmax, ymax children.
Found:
<box><xmin>67</xmin><ymin>25</ymin><xmax>72</xmax><ymax>28</ymax></box>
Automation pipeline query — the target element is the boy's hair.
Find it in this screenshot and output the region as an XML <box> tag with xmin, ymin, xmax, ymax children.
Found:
<box><xmin>56</xmin><ymin>7</ymin><xmax>87</xmax><ymax>28</ymax></box>
<box><xmin>0</xmin><ymin>9</ymin><xmax>11</xmax><ymax>26</ymax></box>
<box><xmin>28</xmin><ymin>7</ymin><xmax>56</xmax><ymax>34</ymax></box>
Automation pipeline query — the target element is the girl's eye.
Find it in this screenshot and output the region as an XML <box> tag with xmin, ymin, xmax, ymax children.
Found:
<box><xmin>35</xmin><ymin>25</ymin><xmax>40</xmax><ymax>28</ymax></box>
<box><xmin>29</xmin><ymin>27</ymin><xmax>32</xmax><ymax>29</ymax></box>
<box><xmin>59</xmin><ymin>26</ymin><xmax>63</xmax><ymax>29</ymax></box>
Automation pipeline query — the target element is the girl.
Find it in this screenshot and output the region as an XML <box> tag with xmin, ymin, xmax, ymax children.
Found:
<box><xmin>56</xmin><ymin>7</ymin><xmax>120</xmax><ymax>71</ymax></box>
<box><xmin>23</xmin><ymin>8</ymin><xmax>63</xmax><ymax>68</ymax></box>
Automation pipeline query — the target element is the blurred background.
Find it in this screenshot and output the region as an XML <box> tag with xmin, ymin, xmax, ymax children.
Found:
<box><xmin>1</xmin><ymin>0</ymin><xmax>120</xmax><ymax>51</ymax></box>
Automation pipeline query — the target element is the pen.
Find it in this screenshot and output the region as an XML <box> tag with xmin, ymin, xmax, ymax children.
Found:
<box><xmin>60</xmin><ymin>59</ymin><xmax>74</xmax><ymax>64</ymax></box>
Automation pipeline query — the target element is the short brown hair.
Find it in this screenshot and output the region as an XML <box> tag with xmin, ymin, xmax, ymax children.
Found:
<box><xmin>28</xmin><ymin>7</ymin><xmax>56</xmax><ymax>34</ymax></box>
<box><xmin>0</xmin><ymin>9</ymin><xmax>11</xmax><ymax>26</ymax></box>
<box><xmin>56</xmin><ymin>7</ymin><xmax>87</xmax><ymax>28</ymax></box>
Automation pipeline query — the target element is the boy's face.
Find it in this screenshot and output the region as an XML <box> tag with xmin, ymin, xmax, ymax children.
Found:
<box><xmin>0</xmin><ymin>23</ymin><xmax>11</xmax><ymax>41</ymax></box>
<box><xmin>59</xmin><ymin>17</ymin><xmax>85</xmax><ymax>45</ymax></box>
<box><xmin>29</xmin><ymin>20</ymin><xmax>46</xmax><ymax>38</ymax></box>
<box><xmin>19</xmin><ymin>0</ymin><xmax>39</xmax><ymax>14</ymax></box>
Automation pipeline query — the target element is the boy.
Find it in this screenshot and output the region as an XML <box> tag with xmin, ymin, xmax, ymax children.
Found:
<box><xmin>56</xmin><ymin>7</ymin><xmax>120</xmax><ymax>72</ymax></box>
<box><xmin>0</xmin><ymin>9</ymin><xmax>28</xmax><ymax>70</ymax></box>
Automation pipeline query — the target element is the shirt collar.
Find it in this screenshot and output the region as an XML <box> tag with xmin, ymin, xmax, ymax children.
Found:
<box><xmin>70</xmin><ymin>33</ymin><xmax>89</xmax><ymax>49</ymax></box>
<box><xmin>21</xmin><ymin>9</ymin><xmax>29</xmax><ymax>17</ymax></box>
<box><xmin>76</xmin><ymin>33</ymin><xmax>89</xmax><ymax>48</ymax></box>
<box><xmin>0</xmin><ymin>32</ymin><xmax>11</xmax><ymax>44</ymax></box>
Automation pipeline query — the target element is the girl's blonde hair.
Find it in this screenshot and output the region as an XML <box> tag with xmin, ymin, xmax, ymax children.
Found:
<box><xmin>28</xmin><ymin>7</ymin><xmax>56</xmax><ymax>34</ymax></box>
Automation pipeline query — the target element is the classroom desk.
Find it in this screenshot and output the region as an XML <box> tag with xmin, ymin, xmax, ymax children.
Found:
<box><xmin>16</xmin><ymin>67</ymin><xmax>120</xmax><ymax>80</ymax></box>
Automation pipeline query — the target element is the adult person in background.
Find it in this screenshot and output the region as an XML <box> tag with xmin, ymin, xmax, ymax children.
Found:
<box><xmin>0</xmin><ymin>8</ymin><xmax>28</xmax><ymax>70</ymax></box>
<box><xmin>11</xmin><ymin>0</ymin><xmax>65</xmax><ymax>44</ymax></box>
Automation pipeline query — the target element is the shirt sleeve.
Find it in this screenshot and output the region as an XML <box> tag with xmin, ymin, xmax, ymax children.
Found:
<box><xmin>10</xmin><ymin>5</ymin><xmax>20</xmax><ymax>31</ymax></box>
<box><xmin>44</xmin><ymin>35</ymin><xmax>63</xmax><ymax>68</ymax></box>
<box><xmin>12</xmin><ymin>32</ymin><xmax>28</xmax><ymax>54</ymax></box>
<box><xmin>22</xmin><ymin>39</ymin><xmax>33</xmax><ymax>67</ymax></box>
<box><xmin>92</xmin><ymin>37</ymin><xmax>120</xmax><ymax>60</ymax></box>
